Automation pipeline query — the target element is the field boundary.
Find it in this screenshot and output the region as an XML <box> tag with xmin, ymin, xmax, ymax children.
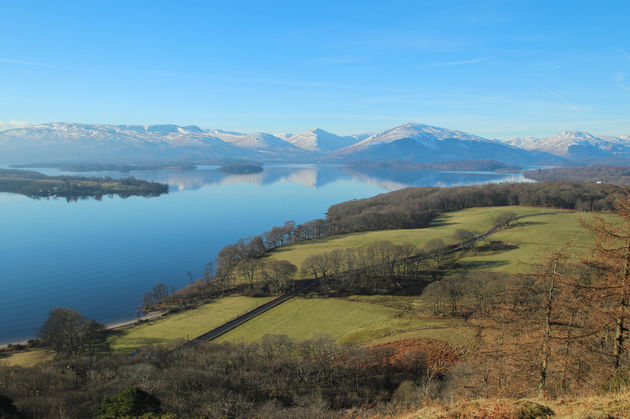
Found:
<box><xmin>189</xmin><ymin>211</ymin><xmax>557</xmax><ymax>344</ymax></box>
<box><xmin>191</xmin><ymin>278</ymin><xmax>318</xmax><ymax>343</ymax></box>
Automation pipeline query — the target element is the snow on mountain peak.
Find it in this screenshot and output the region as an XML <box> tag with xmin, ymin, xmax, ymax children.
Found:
<box><xmin>287</xmin><ymin>128</ymin><xmax>360</xmax><ymax>152</ymax></box>
<box><xmin>346</xmin><ymin>122</ymin><xmax>490</xmax><ymax>152</ymax></box>
<box><xmin>509</xmin><ymin>130</ymin><xmax>630</xmax><ymax>158</ymax></box>
<box><xmin>2</xmin><ymin>122</ymin><xmax>629</xmax><ymax>163</ymax></box>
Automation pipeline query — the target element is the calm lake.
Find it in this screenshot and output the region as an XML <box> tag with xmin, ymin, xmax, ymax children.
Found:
<box><xmin>0</xmin><ymin>164</ymin><xmax>530</xmax><ymax>344</ymax></box>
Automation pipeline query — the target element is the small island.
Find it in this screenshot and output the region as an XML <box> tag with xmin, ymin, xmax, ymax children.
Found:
<box><xmin>218</xmin><ymin>162</ymin><xmax>264</xmax><ymax>175</ymax></box>
<box><xmin>0</xmin><ymin>169</ymin><xmax>168</xmax><ymax>200</ymax></box>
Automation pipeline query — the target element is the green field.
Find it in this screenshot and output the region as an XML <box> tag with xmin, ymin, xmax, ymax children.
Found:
<box><xmin>266</xmin><ymin>206</ymin><xmax>614</xmax><ymax>275</ymax></box>
<box><xmin>267</xmin><ymin>206</ymin><xmax>547</xmax><ymax>273</ymax></box>
<box><xmin>461</xmin><ymin>211</ymin><xmax>610</xmax><ymax>273</ymax></box>
<box><xmin>109</xmin><ymin>296</ymin><xmax>272</xmax><ymax>351</ymax></box>
<box><xmin>110</xmin><ymin>206</ymin><xmax>609</xmax><ymax>351</ymax></box>
<box><xmin>217</xmin><ymin>296</ymin><xmax>473</xmax><ymax>347</ymax></box>
<box><xmin>0</xmin><ymin>349</ymin><xmax>54</xmax><ymax>367</ymax></box>
<box><xmin>74</xmin><ymin>206</ymin><xmax>616</xmax><ymax>354</ymax></box>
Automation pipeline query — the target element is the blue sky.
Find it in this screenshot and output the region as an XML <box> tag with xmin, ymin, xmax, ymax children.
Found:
<box><xmin>1</xmin><ymin>0</ymin><xmax>629</xmax><ymax>138</ymax></box>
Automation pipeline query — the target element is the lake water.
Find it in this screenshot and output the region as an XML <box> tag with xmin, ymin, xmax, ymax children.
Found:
<box><xmin>0</xmin><ymin>164</ymin><xmax>530</xmax><ymax>344</ymax></box>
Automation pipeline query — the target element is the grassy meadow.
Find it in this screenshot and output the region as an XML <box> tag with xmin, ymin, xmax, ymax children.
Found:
<box><xmin>266</xmin><ymin>206</ymin><xmax>547</xmax><ymax>273</ymax></box>
<box><xmin>216</xmin><ymin>296</ymin><xmax>473</xmax><ymax>348</ymax></box>
<box><xmin>8</xmin><ymin>206</ymin><xmax>613</xmax><ymax>362</ymax></box>
<box><xmin>460</xmin><ymin>210</ymin><xmax>608</xmax><ymax>273</ymax></box>
<box><xmin>103</xmin><ymin>206</ymin><xmax>610</xmax><ymax>351</ymax></box>
<box><xmin>0</xmin><ymin>349</ymin><xmax>54</xmax><ymax>368</ymax></box>
<box><xmin>109</xmin><ymin>296</ymin><xmax>272</xmax><ymax>351</ymax></box>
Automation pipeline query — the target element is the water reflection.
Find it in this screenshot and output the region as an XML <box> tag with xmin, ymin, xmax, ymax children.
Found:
<box><xmin>0</xmin><ymin>163</ymin><xmax>532</xmax><ymax>344</ymax></box>
<box><xmin>27</xmin><ymin>164</ymin><xmax>530</xmax><ymax>193</ymax></box>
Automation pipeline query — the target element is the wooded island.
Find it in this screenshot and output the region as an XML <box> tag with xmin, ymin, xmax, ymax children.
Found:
<box><xmin>0</xmin><ymin>169</ymin><xmax>168</xmax><ymax>200</ymax></box>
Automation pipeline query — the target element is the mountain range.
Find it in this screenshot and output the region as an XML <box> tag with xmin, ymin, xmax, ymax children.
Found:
<box><xmin>505</xmin><ymin>131</ymin><xmax>630</xmax><ymax>161</ymax></box>
<box><xmin>1</xmin><ymin>122</ymin><xmax>628</xmax><ymax>165</ymax></box>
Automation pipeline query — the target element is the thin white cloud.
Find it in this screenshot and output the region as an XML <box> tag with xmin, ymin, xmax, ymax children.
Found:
<box><xmin>0</xmin><ymin>120</ymin><xmax>31</xmax><ymax>131</ymax></box>
<box><xmin>541</xmin><ymin>87</ymin><xmax>582</xmax><ymax>113</ymax></box>
<box><xmin>426</xmin><ymin>58</ymin><xmax>485</xmax><ymax>67</ymax></box>
<box><xmin>619</xmin><ymin>48</ymin><xmax>630</xmax><ymax>62</ymax></box>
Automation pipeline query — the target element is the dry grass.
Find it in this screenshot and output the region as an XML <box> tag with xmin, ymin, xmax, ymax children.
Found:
<box><xmin>393</xmin><ymin>390</ymin><xmax>630</xmax><ymax>418</ymax></box>
<box><xmin>0</xmin><ymin>349</ymin><xmax>54</xmax><ymax>367</ymax></box>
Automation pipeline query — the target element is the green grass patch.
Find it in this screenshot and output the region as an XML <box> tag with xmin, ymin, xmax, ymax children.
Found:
<box><xmin>461</xmin><ymin>211</ymin><xmax>613</xmax><ymax>273</ymax></box>
<box><xmin>267</xmin><ymin>206</ymin><xmax>545</xmax><ymax>274</ymax></box>
<box><xmin>109</xmin><ymin>296</ymin><xmax>273</xmax><ymax>351</ymax></box>
<box><xmin>111</xmin><ymin>207</ymin><xmax>614</xmax><ymax>352</ymax></box>
<box><xmin>0</xmin><ymin>349</ymin><xmax>54</xmax><ymax>367</ymax></box>
<box><xmin>217</xmin><ymin>296</ymin><xmax>474</xmax><ymax>348</ymax></box>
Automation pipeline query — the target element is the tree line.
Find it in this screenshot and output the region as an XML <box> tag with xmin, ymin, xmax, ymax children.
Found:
<box><xmin>160</xmin><ymin>181</ymin><xmax>622</xmax><ymax>309</ymax></box>
<box><xmin>0</xmin><ymin>336</ymin><xmax>447</xmax><ymax>418</ymax></box>
<box><xmin>327</xmin><ymin>181</ymin><xmax>623</xmax><ymax>235</ymax></box>
<box><xmin>523</xmin><ymin>165</ymin><xmax>630</xmax><ymax>186</ymax></box>
<box><xmin>421</xmin><ymin>199</ymin><xmax>630</xmax><ymax>398</ymax></box>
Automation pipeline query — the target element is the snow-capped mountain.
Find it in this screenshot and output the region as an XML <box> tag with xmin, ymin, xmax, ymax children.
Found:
<box><xmin>0</xmin><ymin>123</ymin><xmax>258</xmax><ymax>163</ymax></box>
<box><xmin>503</xmin><ymin>136</ymin><xmax>541</xmax><ymax>149</ymax></box>
<box><xmin>504</xmin><ymin>131</ymin><xmax>630</xmax><ymax>160</ymax></box>
<box><xmin>349</xmin><ymin>123</ymin><xmax>488</xmax><ymax>149</ymax></box>
<box><xmin>286</xmin><ymin>128</ymin><xmax>364</xmax><ymax>152</ymax></box>
<box><xmin>333</xmin><ymin>123</ymin><xmax>558</xmax><ymax>165</ymax></box>
<box><xmin>1</xmin><ymin>121</ymin><xmax>627</xmax><ymax>165</ymax></box>
<box><xmin>208</xmin><ymin>129</ymin><xmax>300</xmax><ymax>152</ymax></box>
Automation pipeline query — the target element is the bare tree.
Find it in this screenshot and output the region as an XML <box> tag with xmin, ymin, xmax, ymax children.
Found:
<box><xmin>423</xmin><ymin>238</ymin><xmax>447</xmax><ymax>270</ymax></box>
<box><xmin>38</xmin><ymin>308</ymin><xmax>107</xmax><ymax>356</ymax></box>
<box><xmin>238</xmin><ymin>258</ymin><xmax>263</xmax><ymax>288</ymax></box>
<box><xmin>494</xmin><ymin>210</ymin><xmax>518</xmax><ymax>228</ymax></box>
<box><xmin>454</xmin><ymin>229</ymin><xmax>477</xmax><ymax>249</ymax></box>
<box><xmin>582</xmin><ymin>196</ymin><xmax>630</xmax><ymax>372</ymax></box>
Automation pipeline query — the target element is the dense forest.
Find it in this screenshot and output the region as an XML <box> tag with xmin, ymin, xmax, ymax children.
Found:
<box><xmin>524</xmin><ymin>165</ymin><xmax>630</xmax><ymax>185</ymax></box>
<box><xmin>0</xmin><ymin>169</ymin><xmax>168</xmax><ymax>200</ymax></box>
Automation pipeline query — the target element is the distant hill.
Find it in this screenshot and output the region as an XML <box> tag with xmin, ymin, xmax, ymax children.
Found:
<box><xmin>523</xmin><ymin>165</ymin><xmax>630</xmax><ymax>186</ymax></box>
<box><xmin>505</xmin><ymin>131</ymin><xmax>630</xmax><ymax>160</ymax></box>
<box><xmin>2</xmin><ymin>121</ymin><xmax>628</xmax><ymax>166</ymax></box>
<box><xmin>208</xmin><ymin>129</ymin><xmax>302</xmax><ymax>153</ymax></box>
<box><xmin>0</xmin><ymin>123</ymin><xmax>259</xmax><ymax>164</ymax></box>
<box><xmin>285</xmin><ymin>128</ymin><xmax>365</xmax><ymax>151</ymax></box>
<box><xmin>331</xmin><ymin>123</ymin><xmax>559</xmax><ymax>165</ymax></box>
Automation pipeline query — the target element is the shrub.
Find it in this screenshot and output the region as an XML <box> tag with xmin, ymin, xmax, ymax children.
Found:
<box><xmin>96</xmin><ymin>386</ymin><xmax>160</xmax><ymax>418</ymax></box>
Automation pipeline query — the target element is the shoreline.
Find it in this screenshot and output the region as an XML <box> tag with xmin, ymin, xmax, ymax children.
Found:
<box><xmin>0</xmin><ymin>310</ymin><xmax>165</xmax><ymax>350</ymax></box>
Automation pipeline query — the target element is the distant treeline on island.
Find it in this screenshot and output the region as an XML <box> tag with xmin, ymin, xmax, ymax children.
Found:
<box><xmin>344</xmin><ymin>159</ymin><xmax>521</xmax><ymax>172</ymax></box>
<box><xmin>0</xmin><ymin>169</ymin><xmax>168</xmax><ymax>200</ymax></box>
<box><xmin>11</xmin><ymin>162</ymin><xmax>197</xmax><ymax>172</ymax></box>
<box><xmin>523</xmin><ymin>165</ymin><xmax>630</xmax><ymax>186</ymax></box>
<box><xmin>218</xmin><ymin>162</ymin><xmax>264</xmax><ymax>175</ymax></box>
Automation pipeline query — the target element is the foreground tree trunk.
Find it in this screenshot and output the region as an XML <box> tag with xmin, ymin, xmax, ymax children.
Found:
<box><xmin>538</xmin><ymin>259</ymin><xmax>558</xmax><ymax>397</ymax></box>
<box><xmin>582</xmin><ymin>196</ymin><xmax>630</xmax><ymax>373</ymax></box>
<box><xmin>613</xmin><ymin>242</ymin><xmax>630</xmax><ymax>371</ymax></box>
